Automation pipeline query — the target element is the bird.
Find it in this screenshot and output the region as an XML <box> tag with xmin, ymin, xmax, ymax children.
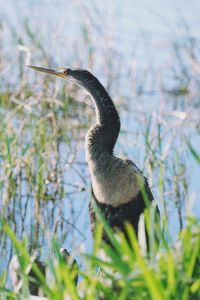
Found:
<box><xmin>60</xmin><ymin>247</ymin><xmax>79</xmax><ymax>285</ymax></box>
<box><xmin>28</xmin><ymin>65</ymin><xmax>159</xmax><ymax>247</ymax></box>
<box><xmin>9</xmin><ymin>248</ymin><xmax>79</xmax><ymax>296</ymax></box>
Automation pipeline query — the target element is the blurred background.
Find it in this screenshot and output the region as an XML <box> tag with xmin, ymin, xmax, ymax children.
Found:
<box><xmin>0</xmin><ymin>0</ymin><xmax>200</xmax><ymax>281</ymax></box>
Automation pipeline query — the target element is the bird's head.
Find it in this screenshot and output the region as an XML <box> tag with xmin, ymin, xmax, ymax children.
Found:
<box><xmin>28</xmin><ymin>65</ymin><xmax>95</xmax><ymax>89</ymax></box>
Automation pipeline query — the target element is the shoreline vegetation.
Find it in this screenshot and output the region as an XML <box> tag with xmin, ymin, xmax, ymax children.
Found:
<box><xmin>0</xmin><ymin>3</ymin><xmax>200</xmax><ymax>299</ymax></box>
<box><xmin>1</xmin><ymin>215</ymin><xmax>200</xmax><ymax>299</ymax></box>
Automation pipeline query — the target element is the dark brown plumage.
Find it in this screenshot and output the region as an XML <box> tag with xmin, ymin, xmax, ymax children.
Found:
<box><xmin>28</xmin><ymin>66</ymin><xmax>160</xmax><ymax>247</ymax></box>
<box><xmin>89</xmin><ymin>178</ymin><xmax>154</xmax><ymax>245</ymax></box>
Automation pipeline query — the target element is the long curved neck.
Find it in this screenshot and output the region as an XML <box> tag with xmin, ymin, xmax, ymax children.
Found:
<box><xmin>84</xmin><ymin>76</ymin><xmax>120</xmax><ymax>158</ymax></box>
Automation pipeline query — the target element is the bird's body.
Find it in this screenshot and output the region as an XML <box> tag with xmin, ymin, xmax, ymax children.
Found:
<box><xmin>89</xmin><ymin>179</ymin><xmax>153</xmax><ymax>244</ymax></box>
<box><xmin>28</xmin><ymin>66</ymin><xmax>158</xmax><ymax>245</ymax></box>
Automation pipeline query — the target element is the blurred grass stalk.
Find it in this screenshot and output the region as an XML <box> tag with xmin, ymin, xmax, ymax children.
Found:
<box><xmin>0</xmin><ymin>212</ymin><xmax>200</xmax><ymax>299</ymax></box>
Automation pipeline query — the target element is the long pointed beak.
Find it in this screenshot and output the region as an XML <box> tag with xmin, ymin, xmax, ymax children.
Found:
<box><xmin>27</xmin><ymin>65</ymin><xmax>67</xmax><ymax>78</ymax></box>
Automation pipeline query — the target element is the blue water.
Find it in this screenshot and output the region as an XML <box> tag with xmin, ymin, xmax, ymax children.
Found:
<box><xmin>0</xmin><ymin>0</ymin><xmax>200</xmax><ymax>281</ymax></box>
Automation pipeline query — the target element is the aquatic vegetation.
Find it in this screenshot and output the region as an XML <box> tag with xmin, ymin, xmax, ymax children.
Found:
<box><xmin>0</xmin><ymin>2</ymin><xmax>200</xmax><ymax>298</ymax></box>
